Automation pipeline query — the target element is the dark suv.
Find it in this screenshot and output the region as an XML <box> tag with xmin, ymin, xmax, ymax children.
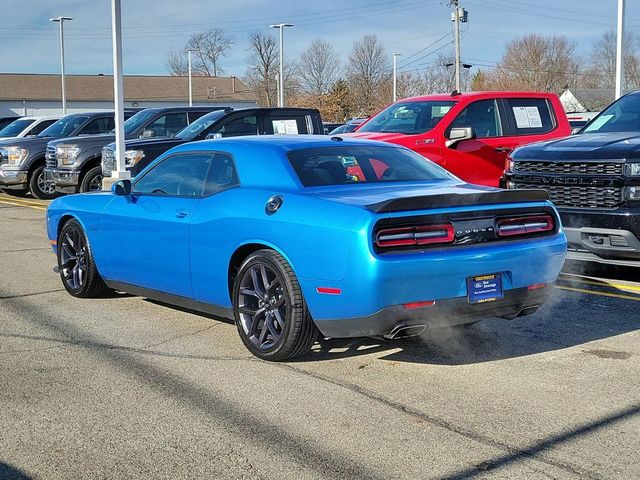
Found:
<box><xmin>504</xmin><ymin>91</ymin><xmax>640</xmax><ymax>267</ymax></box>
<box><xmin>102</xmin><ymin>107</ymin><xmax>324</xmax><ymax>177</ymax></box>
<box><xmin>46</xmin><ymin>106</ymin><xmax>224</xmax><ymax>193</ymax></box>
<box><xmin>0</xmin><ymin>110</ymin><xmax>137</xmax><ymax>199</ymax></box>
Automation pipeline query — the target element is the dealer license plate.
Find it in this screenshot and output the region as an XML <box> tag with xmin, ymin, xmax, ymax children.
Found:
<box><xmin>467</xmin><ymin>274</ymin><xmax>504</xmax><ymax>304</ymax></box>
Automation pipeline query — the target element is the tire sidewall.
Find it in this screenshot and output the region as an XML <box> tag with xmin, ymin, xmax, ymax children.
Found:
<box><xmin>232</xmin><ymin>251</ymin><xmax>300</xmax><ymax>360</ymax></box>
<box><xmin>57</xmin><ymin>219</ymin><xmax>95</xmax><ymax>297</ymax></box>
<box><xmin>80</xmin><ymin>166</ymin><xmax>104</xmax><ymax>193</ymax></box>
<box><xmin>29</xmin><ymin>164</ymin><xmax>57</xmax><ymax>200</ymax></box>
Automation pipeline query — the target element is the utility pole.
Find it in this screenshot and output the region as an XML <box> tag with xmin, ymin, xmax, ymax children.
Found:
<box><xmin>186</xmin><ymin>49</ymin><xmax>193</xmax><ymax>106</ymax></box>
<box><xmin>392</xmin><ymin>53</ymin><xmax>401</xmax><ymax>102</ymax></box>
<box><xmin>450</xmin><ymin>1</ymin><xmax>468</xmax><ymax>92</ymax></box>
<box><xmin>49</xmin><ymin>16</ymin><xmax>73</xmax><ymax>114</ymax></box>
<box><xmin>615</xmin><ymin>0</ymin><xmax>625</xmax><ymax>99</ymax></box>
<box><xmin>110</xmin><ymin>0</ymin><xmax>129</xmax><ymax>181</ymax></box>
<box><xmin>270</xmin><ymin>23</ymin><xmax>294</xmax><ymax>107</ymax></box>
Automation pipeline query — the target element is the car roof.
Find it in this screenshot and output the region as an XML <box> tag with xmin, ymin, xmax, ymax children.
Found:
<box><xmin>19</xmin><ymin>116</ymin><xmax>60</xmax><ymax>121</ymax></box>
<box><xmin>138</xmin><ymin>106</ymin><xmax>228</xmax><ymax>113</ymax></box>
<box><xmin>398</xmin><ymin>91</ymin><xmax>559</xmax><ymax>102</ymax></box>
<box><xmin>182</xmin><ymin>134</ymin><xmax>396</xmax><ymax>151</ymax></box>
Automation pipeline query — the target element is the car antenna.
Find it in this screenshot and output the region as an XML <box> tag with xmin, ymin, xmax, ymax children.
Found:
<box><xmin>451</xmin><ymin>90</ymin><xmax>461</xmax><ymax>97</ymax></box>
<box><xmin>330</xmin><ymin>136</ymin><xmax>344</xmax><ymax>142</ymax></box>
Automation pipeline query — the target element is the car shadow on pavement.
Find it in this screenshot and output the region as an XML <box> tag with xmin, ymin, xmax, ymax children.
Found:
<box><xmin>300</xmin><ymin>287</ymin><xmax>640</xmax><ymax>365</ymax></box>
<box><xmin>0</xmin><ymin>461</ymin><xmax>33</xmax><ymax>480</ymax></box>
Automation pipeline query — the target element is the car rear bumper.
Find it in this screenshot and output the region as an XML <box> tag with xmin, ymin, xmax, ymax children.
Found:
<box><xmin>45</xmin><ymin>167</ymin><xmax>80</xmax><ymax>193</ymax></box>
<box><xmin>314</xmin><ymin>286</ymin><xmax>549</xmax><ymax>338</ymax></box>
<box><xmin>0</xmin><ymin>168</ymin><xmax>28</xmax><ymax>188</ymax></box>
<box><xmin>559</xmin><ymin>208</ymin><xmax>640</xmax><ymax>267</ymax></box>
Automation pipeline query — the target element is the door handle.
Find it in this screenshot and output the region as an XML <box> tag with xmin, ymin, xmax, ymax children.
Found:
<box><xmin>494</xmin><ymin>147</ymin><xmax>512</xmax><ymax>153</ymax></box>
<box><xmin>175</xmin><ymin>209</ymin><xmax>189</xmax><ymax>218</ymax></box>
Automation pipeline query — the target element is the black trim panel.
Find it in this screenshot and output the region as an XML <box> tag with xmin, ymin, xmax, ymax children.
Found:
<box><xmin>104</xmin><ymin>280</ymin><xmax>234</xmax><ymax>320</ymax></box>
<box><xmin>366</xmin><ymin>189</ymin><xmax>549</xmax><ymax>213</ymax></box>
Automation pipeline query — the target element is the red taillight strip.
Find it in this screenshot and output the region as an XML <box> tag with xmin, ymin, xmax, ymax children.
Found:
<box><xmin>403</xmin><ymin>300</ymin><xmax>436</xmax><ymax>309</ymax></box>
<box><xmin>376</xmin><ymin>223</ymin><xmax>454</xmax><ymax>248</ymax></box>
<box><xmin>316</xmin><ymin>287</ymin><xmax>341</xmax><ymax>295</ymax></box>
<box><xmin>528</xmin><ymin>283</ymin><xmax>546</xmax><ymax>290</ymax></box>
<box><xmin>496</xmin><ymin>215</ymin><xmax>554</xmax><ymax>237</ymax></box>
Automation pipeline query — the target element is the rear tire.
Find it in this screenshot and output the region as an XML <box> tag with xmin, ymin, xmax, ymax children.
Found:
<box><xmin>80</xmin><ymin>166</ymin><xmax>104</xmax><ymax>193</ymax></box>
<box><xmin>232</xmin><ymin>249</ymin><xmax>318</xmax><ymax>361</ymax></box>
<box><xmin>57</xmin><ymin>219</ymin><xmax>110</xmax><ymax>298</ymax></box>
<box><xmin>29</xmin><ymin>164</ymin><xmax>58</xmax><ymax>200</ymax></box>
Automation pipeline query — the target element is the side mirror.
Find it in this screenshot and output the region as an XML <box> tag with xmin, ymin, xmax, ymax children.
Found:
<box><xmin>446</xmin><ymin>127</ymin><xmax>476</xmax><ymax>148</ymax></box>
<box><xmin>112</xmin><ymin>179</ymin><xmax>132</xmax><ymax>196</ymax></box>
<box><xmin>205</xmin><ymin>132</ymin><xmax>223</xmax><ymax>140</ymax></box>
<box><xmin>141</xmin><ymin>129</ymin><xmax>155</xmax><ymax>138</ymax></box>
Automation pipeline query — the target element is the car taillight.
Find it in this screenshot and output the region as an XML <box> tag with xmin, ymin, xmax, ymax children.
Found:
<box><xmin>496</xmin><ymin>215</ymin><xmax>554</xmax><ymax>237</ymax></box>
<box><xmin>376</xmin><ymin>223</ymin><xmax>454</xmax><ymax>248</ymax></box>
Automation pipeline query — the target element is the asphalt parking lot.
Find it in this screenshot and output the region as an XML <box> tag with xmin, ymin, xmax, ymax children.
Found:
<box><xmin>0</xmin><ymin>193</ymin><xmax>639</xmax><ymax>480</ymax></box>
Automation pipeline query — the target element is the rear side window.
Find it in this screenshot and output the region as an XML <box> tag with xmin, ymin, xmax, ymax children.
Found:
<box><xmin>506</xmin><ymin>98</ymin><xmax>555</xmax><ymax>135</ymax></box>
<box><xmin>79</xmin><ymin>117</ymin><xmax>114</xmax><ymax>135</ymax></box>
<box><xmin>29</xmin><ymin>119</ymin><xmax>57</xmax><ymax>135</ymax></box>
<box><xmin>144</xmin><ymin>113</ymin><xmax>188</xmax><ymax>138</ymax></box>
<box><xmin>264</xmin><ymin>114</ymin><xmax>310</xmax><ymax>135</ymax></box>
<box><xmin>211</xmin><ymin>115</ymin><xmax>258</xmax><ymax>137</ymax></box>
<box><xmin>448</xmin><ymin>99</ymin><xmax>503</xmax><ymax>138</ymax></box>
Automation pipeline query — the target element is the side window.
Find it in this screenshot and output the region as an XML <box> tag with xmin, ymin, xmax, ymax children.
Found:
<box><xmin>449</xmin><ymin>99</ymin><xmax>502</xmax><ymax>138</ymax></box>
<box><xmin>79</xmin><ymin>117</ymin><xmax>113</xmax><ymax>135</ymax></box>
<box><xmin>28</xmin><ymin>119</ymin><xmax>57</xmax><ymax>135</ymax></box>
<box><xmin>188</xmin><ymin>111</ymin><xmax>210</xmax><ymax>123</ymax></box>
<box><xmin>143</xmin><ymin>113</ymin><xmax>188</xmax><ymax>138</ymax></box>
<box><xmin>265</xmin><ymin>115</ymin><xmax>309</xmax><ymax>135</ymax></box>
<box><xmin>210</xmin><ymin>115</ymin><xmax>258</xmax><ymax>137</ymax></box>
<box><xmin>203</xmin><ymin>153</ymin><xmax>239</xmax><ymax>195</ymax></box>
<box><xmin>133</xmin><ymin>153</ymin><xmax>212</xmax><ymax>197</ymax></box>
<box><xmin>506</xmin><ymin>98</ymin><xmax>555</xmax><ymax>135</ymax></box>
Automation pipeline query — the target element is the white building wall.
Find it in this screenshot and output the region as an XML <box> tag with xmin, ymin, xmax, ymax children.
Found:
<box><xmin>0</xmin><ymin>100</ymin><xmax>257</xmax><ymax>117</ymax></box>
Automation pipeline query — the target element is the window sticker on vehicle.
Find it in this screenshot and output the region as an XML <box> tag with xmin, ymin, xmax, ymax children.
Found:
<box><xmin>513</xmin><ymin>106</ymin><xmax>542</xmax><ymax>128</ymax></box>
<box><xmin>273</xmin><ymin>119</ymin><xmax>299</xmax><ymax>135</ymax></box>
<box><xmin>584</xmin><ymin>114</ymin><xmax>613</xmax><ymax>132</ymax></box>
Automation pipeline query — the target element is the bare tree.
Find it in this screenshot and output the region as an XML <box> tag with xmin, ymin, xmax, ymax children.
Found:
<box><xmin>582</xmin><ymin>30</ymin><xmax>640</xmax><ymax>90</ymax></box>
<box><xmin>346</xmin><ymin>34</ymin><xmax>390</xmax><ymax>114</ymax></box>
<box><xmin>298</xmin><ymin>40</ymin><xmax>340</xmax><ymax>96</ymax></box>
<box><xmin>470</xmin><ymin>34</ymin><xmax>578</xmax><ymax>92</ymax></box>
<box><xmin>166</xmin><ymin>48</ymin><xmax>189</xmax><ymax>76</ymax></box>
<box><xmin>244</xmin><ymin>32</ymin><xmax>279</xmax><ymax>106</ymax></box>
<box><xmin>166</xmin><ymin>28</ymin><xmax>234</xmax><ymax>77</ymax></box>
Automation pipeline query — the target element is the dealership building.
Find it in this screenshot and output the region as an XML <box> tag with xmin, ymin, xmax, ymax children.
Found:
<box><xmin>0</xmin><ymin>73</ymin><xmax>258</xmax><ymax>116</ymax></box>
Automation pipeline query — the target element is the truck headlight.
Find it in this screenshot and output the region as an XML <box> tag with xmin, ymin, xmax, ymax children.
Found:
<box><xmin>0</xmin><ymin>146</ymin><xmax>28</xmax><ymax>166</ymax></box>
<box><xmin>56</xmin><ymin>145</ymin><xmax>80</xmax><ymax>165</ymax></box>
<box><xmin>505</xmin><ymin>156</ymin><xmax>514</xmax><ymax>172</ymax></box>
<box><xmin>624</xmin><ymin>186</ymin><xmax>640</xmax><ymax>201</ymax></box>
<box><xmin>124</xmin><ymin>149</ymin><xmax>145</xmax><ymax>167</ymax></box>
<box><xmin>626</xmin><ymin>163</ymin><xmax>640</xmax><ymax>177</ymax></box>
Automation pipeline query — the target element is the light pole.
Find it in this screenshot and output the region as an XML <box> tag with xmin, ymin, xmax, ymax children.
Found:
<box><xmin>615</xmin><ymin>0</ymin><xmax>625</xmax><ymax>99</ymax></box>
<box><xmin>392</xmin><ymin>53</ymin><xmax>401</xmax><ymax>102</ymax></box>
<box><xmin>110</xmin><ymin>0</ymin><xmax>129</xmax><ymax>181</ymax></box>
<box><xmin>270</xmin><ymin>23</ymin><xmax>294</xmax><ymax>107</ymax></box>
<box><xmin>49</xmin><ymin>16</ymin><xmax>73</xmax><ymax>114</ymax></box>
<box><xmin>186</xmin><ymin>49</ymin><xmax>193</xmax><ymax>106</ymax></box>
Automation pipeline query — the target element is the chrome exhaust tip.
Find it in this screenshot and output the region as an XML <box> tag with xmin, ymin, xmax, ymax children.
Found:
<box><xmin>383</xmin><ymin>324</ymin><xmax>426</xmax><ymax>340</ymax></box>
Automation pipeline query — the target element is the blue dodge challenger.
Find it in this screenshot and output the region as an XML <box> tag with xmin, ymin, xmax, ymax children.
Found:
<box><xmin>46</xmin><ymin>136</ymin><xmax>567</xmax><ymax>361</ymax></box>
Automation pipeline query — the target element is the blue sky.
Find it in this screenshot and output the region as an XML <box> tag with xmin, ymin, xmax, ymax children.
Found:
<box><xmin>1</xmin><ymin>0</ymin><xmax>639</xmax><ymax>79</ymax></box>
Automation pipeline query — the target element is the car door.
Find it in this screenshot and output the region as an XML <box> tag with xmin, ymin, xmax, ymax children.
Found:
<box><xmin>441</xmin><ymin>98</ymin><xmax>509</xmax><ymax>187</ymax></box>
<box><xmin>101</xmin><ymin>152</ymin><xmax>212</xmax><ymax>297</ymax></box>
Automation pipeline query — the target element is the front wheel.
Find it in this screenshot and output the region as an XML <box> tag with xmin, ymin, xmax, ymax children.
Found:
<box><xmin>57</xmin><ymin>219</ymin><xmax>109</xmax><ymax>298</ymax></box>
<box><xmin>29</xmin><ymin>164</ymin><xmax>58</xmax><ymax>200</ymax></box>
<box><xmin>232</xmin><ymin>249</ymin><xmax>318</xmax><ymax>361</ymax></box>
<box><xmin>80</xmin><ymin>166</ymin><xmax>104</xmax><ymax>193</ymax></box>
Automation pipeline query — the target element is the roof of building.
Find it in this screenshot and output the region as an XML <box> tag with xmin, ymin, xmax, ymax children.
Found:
<box><xmin>0</xmin><ymin>73</ymin><xmax>257</xmax><ymax>103</ymax></box>
<box><xmin>560</xmin><ymin>88</ymin><xmax>617</xmax><ymax>112</ymax></box>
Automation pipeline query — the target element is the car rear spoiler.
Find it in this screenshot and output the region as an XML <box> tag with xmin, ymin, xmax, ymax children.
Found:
<box><xmin>366</xmin><ymin>189</ymin><xmax>550</xmax><ymax>213</ymax></box>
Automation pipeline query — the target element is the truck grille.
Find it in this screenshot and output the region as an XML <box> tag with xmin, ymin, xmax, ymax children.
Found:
<box><xmin>512</xmin><ymin>183</ymin><xmax>623</xmax><ymax>209</ymax></box>
<box><xmin>102</xmin><ymin>147</ymin><xmax>115</xmax><ymax>176</ymax></box>
<box><xmin>45</xmin><ymin>145</ymin><xmax>57</xmax><ymax>168</ymax></box>
<box><xmin>513</xmin><ymin>161</ymin><xmax>624</xmax><ymax>176</ymax></box>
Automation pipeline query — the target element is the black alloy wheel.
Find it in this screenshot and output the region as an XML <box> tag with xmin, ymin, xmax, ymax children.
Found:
<box><xmin>57</xmin><ymin>219</ymin><xmax>109</xmax><ymax>298</ymax></box>
<box><xmin>29</xmin><ymin>164</ymin><xmax>58</xmax><ymax>200</ymax></box>
<box><xmin>233</xmin><ymin>249</ymin><xmax>318</xmax><ymax>361</ymax></box>
<box><xmin>80</xmin><ymin>166</ymin><xmax>104</xmax><ymax>193</ymax></box>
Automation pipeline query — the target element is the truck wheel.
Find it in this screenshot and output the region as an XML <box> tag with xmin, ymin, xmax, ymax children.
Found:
<box><xmin>232</xmin><ymin>249</ymin><xmax>318</xmax><ymax>361</ymax></box>
<box><xmin>57</xmin><ymin>218</ymin><xmax>109</xmax><ymax>298</ymax></box>
<box><xmin>29</xmin><ymin>164</ymin><xmax>58</xmax><ymax>200</ymax></box>
<box><xmin>80</xmin><ymin>166</ymin><xmax>104</xmax><ymax>193</ymax></box>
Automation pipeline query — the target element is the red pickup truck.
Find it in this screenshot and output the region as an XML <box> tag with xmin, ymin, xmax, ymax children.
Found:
<box><xmin>349</xmin><ymin>91</ymin><xmax>570</xmax><ymax>187</ymax></box>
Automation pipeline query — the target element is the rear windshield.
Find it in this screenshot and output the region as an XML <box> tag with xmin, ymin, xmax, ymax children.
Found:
<box><xmin>287</xmin><ymin>145</ymin><xmax>452</xmax><ymax>187</ymax></box>
<box><xmin>0</xmin><ymin>119</ymin><xmax>35</xmax><ymax>136</ymax></box>
<box><xmin>39</xmin><ymin>115</ymin><xmax>89</xmax><ymax>138</ymax></box>
<box><xmin>357</xmin><ymin>101</ymin><xmax>455</xmax><ymax>135</ymax></box>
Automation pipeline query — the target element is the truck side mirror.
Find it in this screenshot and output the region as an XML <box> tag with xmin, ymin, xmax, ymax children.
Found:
<box><xmin>205</xmin><ymin>132</ymin><xmax>223</xmax><ymax>140</ymax></box>
<box><xmin>446</xmin><ymin>127</ymin><xmax>476</xmax><ymax>148</ymax></box>
<box><xmin>112</xmin><ymin>179</ymin><xmax>132</xmax><ymax>196</ymax></box>
<box><xmin>141</xmin><ymin>129</ymin><xmax>155</xmax><ymax>138</ymax></box>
